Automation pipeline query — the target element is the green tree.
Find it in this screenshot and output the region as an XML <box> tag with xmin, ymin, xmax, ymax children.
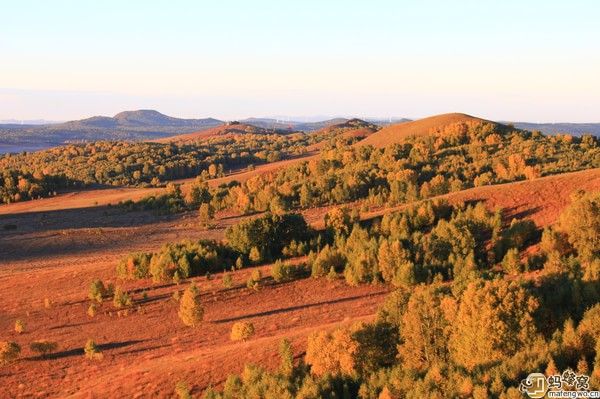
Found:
<box><xmin>178</xmin><ymin>283</ymin><xmax>204</xmax><ymax>327</ymax></box>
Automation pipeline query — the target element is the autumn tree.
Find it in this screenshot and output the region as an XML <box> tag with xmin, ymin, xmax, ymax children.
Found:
<box><xmin>198</xmin><ymin>203</ymin><xmax>215</xmax><ymax>226</ymax></box>
<box><xmin>306</xmin><ymin>328</ymin><xmax>358</xmax><ymax>377</ymax></box>
<box><xmin>449</xmin><ymin>279</ymin><xmax>538</xmax><ymax>370</ymax></box>
<box><xmin>559</xmin><ymin>191</ymin><xmax>600</xmax><ymax>261</ymax></box>
<box><xmin>178</xmin><ymin>283</ymin><xmax>204</xmax><ymax>327</ymax></box>
<box><xmin>397</xmin><ymin>284</ymin><xmax>450</xmax><ymax>371</ymax></box>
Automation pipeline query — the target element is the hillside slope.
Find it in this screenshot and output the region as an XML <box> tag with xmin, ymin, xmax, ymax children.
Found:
<box><xmin>153</xmin><ymin>122</ymin><xmax>288</xmax><ymax>144</ymax></box>
<box><xmin>357</xmin><ymin>112</ymin><xmax>498</xmax><ymax>148</ymax></box>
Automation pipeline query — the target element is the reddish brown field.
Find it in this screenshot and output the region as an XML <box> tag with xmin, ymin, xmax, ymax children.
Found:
<box><xmin>1</xmin><ymin>167</ymin><xmax>599</xmax><ymax>398</ymax></box>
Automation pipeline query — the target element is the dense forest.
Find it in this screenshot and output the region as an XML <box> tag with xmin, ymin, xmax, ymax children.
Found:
<box><xmin>217</xmin><ymin>122</ymin><xmax>598</xmax><ymax>214</ymax></box>
<box><xmin>0</xmin><ymin>120</ymin><xmax>378</xmax><ymax>205</ymax></box>
<box><xmin>113</xmin><ymin>190</ymin><xmax>600</xmax><ymax>397</ymax></box>
<box><xmin>211</xmin><ymin>195</ymin><xmax>599</xmax><ymax>397</ymax></box>
<box><xmin>118</xmin><ymin>121</ymin><xmax>599</xmax><ymax>217</ymax></box>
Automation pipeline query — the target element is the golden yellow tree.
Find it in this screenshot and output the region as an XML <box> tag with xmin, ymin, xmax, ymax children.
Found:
<box><xmin>449</xmin><ymin>279</ymin><xmax>538</xmax><ymax>370</ymax></box>
<box><xmin>306</xmin><ymin>328</ymin><xmax>358</xmax><ymax>377</ymax></box>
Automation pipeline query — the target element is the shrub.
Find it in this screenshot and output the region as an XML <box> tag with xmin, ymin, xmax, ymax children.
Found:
<box><xmin>326</xmin><ymin>266</ymin><xmax>338</xmax><ymax>281</ymax></box>
<box><xmin>246</xmin><ymin>269</ymin><xmax>262</xmax><ymax>291</ymax></box>
<box><xmin>116</xmin><ymin>252</ymin><xmax>152</xmax><ymax>279</ymax></box>
<box><xmin>198</xmin><ymin>203</ymin><xmax>215</xmax><ymax>226</ymax></box>
<box><xmin>112</xmin><ymin>287</ymin><xmax>132</xmax><ymax>308</ymax></box>
<box><xmin>497</xmin><ymin>218</ymin><xmax>537</xmax><ymax>256</ymax></box>
<box><xmin>30</xmin><ymin>340</ymin><xmax>58</xmax><ymax>358</ymax></box>
<box><xmin>230</xmin><ymin>322</ymin><xmax>255</xmax><ymax>341</ymax></box>
<box><xmin>14</xmin><ymin>320</ymin><xmax>25</xmax><ymax>334</ymax></box>
<box><xmin>225</xmin><ymin>213</ymin><xmax>312</xmax><ymax>260</ymax></box>
<box><xmin>178</xmin><ymin>283</ymin><xmax>204</xmax><ymax>327</ymax></box>
<box><xmin>271</xmin><ymin>260</ymin><xmax>304</xmax><ymax>283</ymax></box>
<box><xmin>0</xmin><ymin>341</ymin><xmax>21</xmax><ymax>365</ymax></box>
<box><xmin>88</xmin><ymin>279</ymin><xmax>107</xmax><ymax>303</ymax></box>
<box><xmin>222</xmin><ymin>272</ymin><xmax>233</xmax><ymax>288</ymax></box>
<box><xmin>175</xmin><ymin>381</ymin><xmax>192</xmax><ymax>399</ymax></box>
<box><xmin>249</xmin><ymin>247</ymin><xmax>262</xmax><ymax>264</ymax></box>
<box><xmin>502</xmin><ymin>248</ymin><xmax>522</xmax><ymax>275</ymax></box>
<box><xmin>148</xmin><ymin>240</ymin><xmax>234</xmax><ymax>283</ymax></box>
<box><xmin>84</xmin><ymin>339</ymin><xmax>102</xmax><ymax>360</ymax></box>
<box><xmin>87</xmin><ymin>303</ymin><xmax>97</xmax><ymax>318</ymax></box>
<box><xmin>235</xmin><ymin>256</ymin><xmax>244</xmax><ymax>270</ymax></box>
<box><xmin>310</xmin><ymin>245</ymin><xmax>345</xmax><ymax>278</ymax></box>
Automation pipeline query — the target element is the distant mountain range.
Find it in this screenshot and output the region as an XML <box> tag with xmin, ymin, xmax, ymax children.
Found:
<box><xmin>509</xmin><ymin>122</ymin><xmax>600</xmax><ymax>136</ymax></box>
<box><xmin>0</xmin><ymin>110</ymin><xmax>598</xmax><ymax>151</ymax></box>
<box><xmin>0</xmin><ymin>110</ymin><xmax>223</xmax><ymax>145</ymax></box>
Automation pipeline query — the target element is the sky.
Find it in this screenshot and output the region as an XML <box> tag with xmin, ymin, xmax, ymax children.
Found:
<box><xmin>1</xmin><ymin>0</ymin><xmax>599</xmax><ymax>122</ymax></box>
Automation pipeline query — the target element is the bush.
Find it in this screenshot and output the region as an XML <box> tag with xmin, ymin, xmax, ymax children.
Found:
<box><xmin>87</xmin><ymin>303</ymin><xmax>97</xmax><ymax>318</ymax></box>
<box><xmin>246</xmin><ymin>269</ymin><xmax>262</xmax><ymax>291</ymax></box>
<box><xmin>222</xmin><ymin>272</ymin><xmax>233</xmax><ymax>288</ymax></box>
<box><xmin>249</xmin><ymin>247</ymin><xmax>262</xmax><ymax>264</ymax></box>
<box><xmin>84</xmin><ymin>339</ymin><xmax>102</xmax><ymax>360</ymax></box>
<box><xmin>271</xmin><ymin>260</ymin><xmax>305</xmax><ymax>283</ymax></box>
<box><xmin>30</xmin><ymin>340</ymin><xmax>58</xmax><ymax>358</ymax></box>
<box><xmin>502</xmin><ymin>248</ymin><xmax>522</xmax><ymax>275</ymax></box>
<box><xmin>178</xmin><ymin>283</ymin><xmax>204</xmax><ymax>327</ymax></box>
<box><xmin>14</xmin><ymin>320</ymin><xmax>25</xmax><ymax>334</ymax></box>
<box><xmin>310</xmin><ymin>245</ymin><xmax>345</xmax><ymax>278</ymax></box>
<box><xmin>225</xmin><ymin>213</ymin><xmax>312</xmax><ymax>260</ymax></box>
<box><xmin>198</xmin><ymin>203</ymin><xmax>215</xmax><ymax>226</ymax></box>
<box><xmin>88</xmin><ymin>279</ymin><xmax>107</xmax><ymax>302</ymax></box>
<box><xmin>116</xmin><ymin>252</ymin><xmax>152</xmax><ymax>279</ymax></box>
<box><xmin>175</xmin><ymin>381</ymin><xmax>192</xmax><ymax>399</ymax></box>
<box><xmin>230</xmin><ymin>322</ymin><xmax>255</xmax><ymax>341</ymax></box>
<box><xmin>147</xmin><ymin>240</ymin><xmax>234</xmax><ymax>283</ymax></box>
<box><xmin>0</xmin><ymin>341</ymin><xmax>21</xmax><ymax>365</ymax></box>
<box><xmin>112</xmin><ymin>287</ymin><xmax>132</xmax><ymax>308</ymax></box>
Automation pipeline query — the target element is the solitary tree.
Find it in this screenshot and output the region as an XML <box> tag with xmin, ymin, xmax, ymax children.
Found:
<box><xmin>30</xmin><ymin>340</ymin><xmax>58</xmax><ymax>358</ymax></box>
<box><xmin>178</xmin><ymin>283</ymin><xmax>204</xmax><ymax>327</ymax></box>
<box><xmin>84</xmin><ymin>339</ymin><xmax>102</xmax><ymax>360</ymax></box>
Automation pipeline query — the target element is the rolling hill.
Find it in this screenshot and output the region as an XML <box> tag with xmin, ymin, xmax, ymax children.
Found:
<box><xmin>153</xmin><ymin>122</ymin><xmax>293</xmax><ymax>143</ymax></box>
<box><xmin>356</xmin><ymin>112</ymin><xmax>499</xmax><ymax>148</ymax></box>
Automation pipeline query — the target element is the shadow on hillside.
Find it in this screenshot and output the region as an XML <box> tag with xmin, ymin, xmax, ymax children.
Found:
<box><xmin>26</xmin><ymin>339</ymin><xmax>146</xmax><ymax>361</ymax></box>
<box><xmin>0</xmin><ymin>203</ymin><xmax>176</xmax><ymax>233</ymax></box>
<box><xmin>0</xmin><ymin>205</ymin><xmax>192</xmax><ymax>262</ymax></box>
<box><xmin>211</xmin><ymin>291</ymin><xmax>387</xmax><ymax>324</ymax></box>
<box><xmin>504</xmin><ymin>205</ymin><xmax>543</xmax><ymax>221</ymax></box>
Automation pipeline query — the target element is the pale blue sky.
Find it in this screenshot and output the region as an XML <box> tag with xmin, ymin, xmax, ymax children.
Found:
<box><xmin>1</xmin><ymin>0</ymin><xmax>599</xmax><ymax>121</ymax></box>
